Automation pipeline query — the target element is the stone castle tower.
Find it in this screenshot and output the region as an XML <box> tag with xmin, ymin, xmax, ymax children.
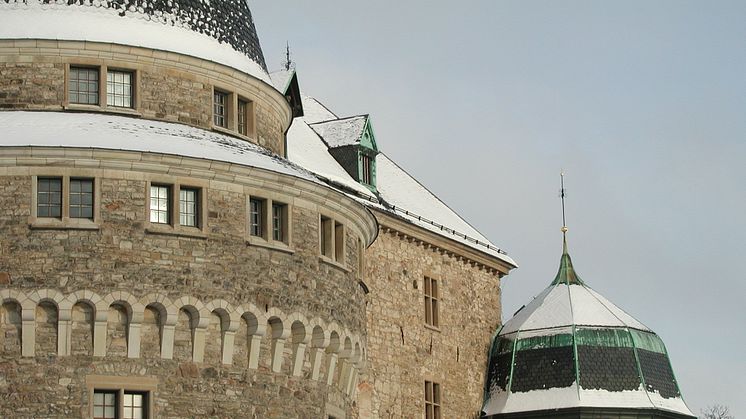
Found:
<box><xmin>0</xmin><ymin>2</ymin><xmax>516</xmax><ymax>417</ymax></box>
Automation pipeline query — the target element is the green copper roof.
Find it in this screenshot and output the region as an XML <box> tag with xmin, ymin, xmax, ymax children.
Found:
<box><xmin>550</xmin><ymin>235</ymin><xmax>585</xmax><ymax>286</ymax></box>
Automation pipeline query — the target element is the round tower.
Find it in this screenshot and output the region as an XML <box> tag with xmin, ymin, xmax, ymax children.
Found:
<box><xmin>482</xmin><ymin>236</ymin><xmax>695</xmax><ymax>418</ymax></box>
<box><xmin>0</xmin><ymin>2</ymin><xmax>375</xmax><ymax>417</ymax></box>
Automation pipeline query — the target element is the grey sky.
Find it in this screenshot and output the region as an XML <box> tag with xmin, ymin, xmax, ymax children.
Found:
<box><xmin>251</xmin><ymin>1</ymin><xmax>746</xmax><ymax>415</ymax></box>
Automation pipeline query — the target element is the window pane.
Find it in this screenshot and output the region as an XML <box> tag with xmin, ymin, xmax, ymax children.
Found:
<box><xmin>69</xmin><ymin>67</ymin><xmax>99</xmax><ymax>105</ymax></box>
<box><xmin>106</xmin><ymin>70</ymin><xmax>133</xmax><ymax>108</ymax></box>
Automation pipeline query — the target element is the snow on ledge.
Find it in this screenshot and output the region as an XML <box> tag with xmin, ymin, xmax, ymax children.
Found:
<box><xmin>0</xmin><ymin>3</ymin><xmax>271</xmax><ymax>85</ymax></box>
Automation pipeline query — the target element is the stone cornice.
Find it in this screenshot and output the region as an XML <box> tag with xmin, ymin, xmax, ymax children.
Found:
<box><xmin>372</xmin><ymin>208</ymin><xmax>515</xmax><ymax>276</ymax></box>
<box><xmin>0</xmin><ymin>146</ymin><xmax>378</xmax><ymax>247</ymax></box>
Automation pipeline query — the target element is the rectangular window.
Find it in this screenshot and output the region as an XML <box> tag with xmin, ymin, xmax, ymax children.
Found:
<box><xmin>123</xmin><ymin>391</ymin><xmax>147</xmax><ymax>419</ymax></box>
<box><xmin>179</xmin><ymin>188</ymin><xmax>198</xmax><ymax>227</ymax></box>
<box><xmin>272</xmin><ymin>202</ymin><xmax>286</xmax><ymax>242</ymax></box>
<box><xmin>106</xmin><ymin>70</ymin><xmax>133</xmax><ymax>108</ymax></box>
<box><xmin>37</xmin><ymin>177</ymin><xmax>62</xmax><ymax>218</ymax></box>
<box><xmin>149</xmin><ymin>185</ymin><xmax>170</xmax><ymax>224</ymax></box>
<box><xmin>249</xmin><ymin>198</ymin><xmax>265</xmax><ymax>237</ymax></box>
<box><xmin>424</xmin><ymin>277</ymin><xmax>439</xmax><ymax>327</ymax></box>
<box><xmin>425</xmin><ymin>381</ymin><xmax>441</xmax><ymax>419</ymax></box>
<box><xmin>334</xmin><ymin>221</ymin><xmax>344</xmax><ymax>262</ymax></box>
<box><xmin>320</xmin><ymin>216</ymin><xmax>333</xmax><ymax>258</ymax></box>
<box><xmin>93</xmin><ymin>390</ymin><xmax>117</xmax><ymax>419</ymax></box>
<box><xmin>213</xmin><ymin>90</ymin><xmax>228</xmax><ymax>128</ymax></box>
<box><xmin>238</xmin><ymin>99</ymin><xmax>249</xmax><ymax>135</ymax></box>
<box><xmin>361</xmin><ymin>154</ymin><xmax>372</xmax><ymax>184</ymax></box>
<box><xmin>69</xmin><ymin>67</ymin><xmax>99</xmax><ymax>105</ymax></box>
<box><xmin>69</xmin><ymin>178</ymin><xmax>94</xmax><ymax>219</ymax></box>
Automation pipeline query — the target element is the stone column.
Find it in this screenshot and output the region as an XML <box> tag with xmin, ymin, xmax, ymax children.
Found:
<box><xmin>222</xmin><ymin>331</ymin><xmax>236</xmax><ymax>365</ymax></box>
<box><xmin>310</xmin><ymin>347</ymin><xmax>325</xmax><ymax>381</ymax></box>
<box><xmin>291</xmin><ymin>341</ymin><xmax>307</xmax><ymax>377</ymax></box>
<box><xmin>247</xmin><ymin>334</ymin><xmax>262</xmax><ymax>369</ymax></box>
<box><xmin>326</xmin><ymin>353</ymin><xmax>338</xmax><ymax>386</ymax></box>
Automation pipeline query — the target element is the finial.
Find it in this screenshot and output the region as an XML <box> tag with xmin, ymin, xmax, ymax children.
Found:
<box><xmin>560</xmin><ymin>170</ymin><xmax>567</xmax><ymax>234</ymax></box>
<box><xmin>282</xmin><ymin>42</ymin><xmax>295</xmax><ymax>71</ymax></box>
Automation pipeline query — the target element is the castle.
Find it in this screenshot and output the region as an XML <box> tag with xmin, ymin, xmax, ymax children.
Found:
<box><xmin>0</xmin><ymin>2</ymin><xmax>516</xmax><ymax>417</ymax></box>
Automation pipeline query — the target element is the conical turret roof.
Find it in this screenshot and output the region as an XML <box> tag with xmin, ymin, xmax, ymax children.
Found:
<box><xmin>482</xmin><ymin>235</ymin><xmax>694</xmax><ymax>418</ymax></box>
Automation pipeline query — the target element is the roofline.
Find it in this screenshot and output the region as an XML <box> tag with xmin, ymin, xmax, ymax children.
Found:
<box><xmin>372</xmin><ymin>208</ymin><xmax>516</xmax><ymax>275</ymax></box>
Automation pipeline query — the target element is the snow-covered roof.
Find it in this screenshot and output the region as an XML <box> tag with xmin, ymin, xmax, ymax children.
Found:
<box><xmin>0</xmin><ymin>111</ymin><xmax>317</xmax><ymax>183</ymax></box>
<box><xmin>483</xmin><ymin>239</ymin><xmax>694</xmax><ymax>418</ymax></box>
<box><xmin>375</xmin><ymin>154</ymin><xmax>515</xmax><ymax>265</ymax></box>
<box><xmin>269</xmin><ymin>69</ymin><xmax>294</xmax><ymax>94</ymax></box>
<box><xmin>500</xmin><ymin>282</ymin><xmax>650</xmax><ymax>335</ymax></box>
<box><xmin>284</xmin><ymin>103</ymin><xmax>516</xmax><ymax>266</ymax></box>
<box><xmin>286</xmin><ymin>117</ymin><xmax>376</xmax><ymax>198</ymax></box>
<box><xmin>0</xmin><ymin>2</ymin><xmax>270</xmax><ymax>84</ymax></box>
<box><xmin>300</xmin><ymin>95</ymin><xmax>338</xmax><ymax>124</ymax></box>
<box><xmin>309</xmin><ymin>115</ymin><xmax>368</xmax><ymax>148</ymax></box>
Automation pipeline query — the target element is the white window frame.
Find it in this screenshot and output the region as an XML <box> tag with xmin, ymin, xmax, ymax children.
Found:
<box><xmin>145</xmin><ymin>179</ymin><xmax>207</xmax><ymax>237</ymax></box>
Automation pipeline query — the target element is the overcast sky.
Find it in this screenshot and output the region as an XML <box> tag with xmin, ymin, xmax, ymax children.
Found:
<box><xmin>251</xmin><ymin>1</ymin><xmax>745</xmax><ymax>416</ymax></box>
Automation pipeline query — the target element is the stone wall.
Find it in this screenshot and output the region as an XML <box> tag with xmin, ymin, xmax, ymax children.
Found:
<box><xmin>0</xmin><ymin>150</ymin><xmax>375</xmax><ymax>418</ymax></box>
<box><xmin>360</xmin><ymin>222</ymin><xmax>503</xmax><ymax>418</ymax></box>
<box><xmin>0</xmin><ymin>39</ymin><xmax>290</xmax><ymax>155</ymax></box>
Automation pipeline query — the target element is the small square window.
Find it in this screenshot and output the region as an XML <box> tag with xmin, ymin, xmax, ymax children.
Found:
<box><xmin>107</xmin><ymin>70</ymin><xmax>133</xmax><ymax>108</ymax></box>
<box><xmin>213</xmin><ymin>90</ymin><xmax>228</xmax><ymax>128</ymax></box>
<box><xmin>123</xmin><ymin>391</ymin><xmax>147</xmax><ymax>419</ymax></box>
<box><xmin>69</xmin><ymin>178</ymin><xmax>94</xmax><ymax>219</ymax></box>
<box><xmin>425</xmin><ymin>381</ymin><xmax>441</xmax><ymax>419</ymax></box>
<box><xmin>149</xmin><ymin>185</ymin><xmax>170</xmax><ymax>224</ymax></box>
<box><xmin>93</xmin><ymin>390</ymin><xmax>117</xmax><ymax>419</ymax></box>
<box><xmin>249</xmin><ymin>198</ymin><xmax>265</xmax><ymax>238</ymax></box>
<box><xmin>179</xmin><ymin>188</ymin><xmax>199</xmax><ymax>227</ymax></box>
<box><xmin>69</xmin><ymin>67</ymin><xmax>99</xmax><ymax>105</ymax></box>
<box><xmin>37</xmin><ymin>177</ymin><xmax>62</xmax><ymax>218</ymax></box>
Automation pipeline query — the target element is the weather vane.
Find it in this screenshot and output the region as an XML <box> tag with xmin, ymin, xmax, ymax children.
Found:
<box><xmin>560</xmin><ymin>171</ymin><xmax>568</xmax><ymax>234</ymax></box>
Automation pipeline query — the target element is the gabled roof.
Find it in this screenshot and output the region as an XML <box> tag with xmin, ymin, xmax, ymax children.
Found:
<box><xmin>309</xmin><ymin>115</ymin><xmax>369</xmax><ymax>149</ymax></box>
<box><xmin>269</xmin><ymin>69</ymin><xmax>295</xmax><ymax>94</ymax></box>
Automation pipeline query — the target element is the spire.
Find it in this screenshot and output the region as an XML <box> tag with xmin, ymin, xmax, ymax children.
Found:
<box><xmin>552</xmin><ymin>171</ymin><xmax>584</xmax><ymax>285</ymax></box>
<box><xmin>282</xmin><ymin>41</ymin><xmax>295</xmax><ymax>71</ymax></box>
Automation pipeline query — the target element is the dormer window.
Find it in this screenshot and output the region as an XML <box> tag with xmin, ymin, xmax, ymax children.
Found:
<box><xmin>361</xmin><ymin>154</ymin><xmax>373</xmax><ymax>185</ymax></box>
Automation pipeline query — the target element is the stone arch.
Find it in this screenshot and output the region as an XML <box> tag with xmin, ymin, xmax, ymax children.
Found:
<box><xmin>34</xmin><ymin>299</ymin><xmax>58</xmax><ymax>357</ymax></box>
<box><xmin>139</xmin><ymin>294</ymin><xmax>176</xmax><ymax>359</ymax></box>
<box><xmin>204</xmin><ymin>299</ymin><xmax>239</xmax><ymax>365</ymax></box>
<box><xmin>288</xmin><ymin>313</ymin><xmax>310</xmax><ymax>377</ymax></box>
<box><xmin>102</xmin><ymin>291</ymin><xmax>143</xmax><ymax>358</ymax></box>
<box><xmin>69</xmin><ymin>300</ymin><xmax>95</xmax><ymax>356</ymax></box>
<box><xmin>308</xmin><ymin>319</ymin><xmax>329</xmax><ymax>381</ymax></box>
<box><xmin>2</xmin><ymin>289</ymin><xmax>34</xmax><ymax>357</ymax></box>
<box><xmin>337</xmin><ymin>335</ymin><xmax>355</xmax><ymax>392</ymax></box>
<box><xmin>265</xmin><ymin>307</ymin><xmax>289</xmax><ymax>374</ymax></box>
<box><xmin>325</xmin><ymin>328</ymin><xmax>342</xmax><ymax>386</ymax></box>
<box><xmin>234</xmin><ymin>304</ymin><xmax>267</xmax><ymax>370</ymax></box>
<box><xmin>172</xmin><ymin>296</ymin><xmax>208</xmax><ymax>362</ymax></box>
<box><xmin>0</xmin><ymin>298</ymin><xmax>22</xmax><ymax>357</ymax></box>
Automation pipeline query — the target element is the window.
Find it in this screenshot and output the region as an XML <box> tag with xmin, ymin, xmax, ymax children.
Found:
<box><xmin>37</xmin><ymin>177</ymin><xmax>62</xmax><ymax>218</ymax></box>
<box><xmin>69</xmin><ymin>178</ymin><xmax>94</xmax><ymax>219</ymax></box>
<box><xmin>320</xmin><ymin>216</ymin><xmax>345</xmax><ymax>263</ymax></box>
<box><xmin>249</xmin><ymin>198</ymin><xmax>265</xmax><ymax>237</ymax></box>
<box><xmin>93</xmin><ymin>389</ymin><xmax>148</xmax><ymax>419</ymax></box>
<box><xmin>424</xmin><ymin>381</ymin><xmax>441</xmax><ymax>419</ymax></box>
<box><xmin>69</xmin><ymin>66</ymin><xmax>99</xmax><ymax>105</ymax></box>
<box><xmin>179</xmin><ymin>188</ymin><xmax>199</xmax><ymax>227</ymax></box>
<box><xmin>213</xmin><ymin>90</ymin><xmax>228</xmax><ymax>128</ymax></box>
<box><xmin>424</xmin><ymin>276</ymin><xmax>439</xmax><ymax>327</ymax></box>
<box><xmin>149</xmin><ymin>185</ymin><xmax>170</xmax><ymax>224</ymax></box>
<box><xmin>320</xmin><ymin>216</ymin><xmax>333</xmax><ymax>258</ymax></box>
<box><xmin>238</xmin><ymin>98</ymin><xmax>254</xmax><ymax>136</ymax></box>
<box><xmin>272</xmin><ymin>202</ymin><xmax>287</xmax><ymax>242</ymax></box>
<box><xmin>361</xmin><ymin>154</ymin><xmax>372</xmax><ymax>185</ymax></box>
<box><xmin>106</xmin><ymin>70</ymin><xmax>133</xmax><ymax>108</ymax></box>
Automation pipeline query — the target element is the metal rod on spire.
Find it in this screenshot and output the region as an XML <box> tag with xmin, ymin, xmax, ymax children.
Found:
<box><xmin>560</xmin><ymin>171</ymin><xmax>568</xmax><ymax>234</ymax></box>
